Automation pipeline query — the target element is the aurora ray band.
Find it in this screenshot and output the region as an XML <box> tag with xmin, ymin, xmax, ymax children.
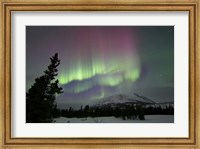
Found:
<box><xmin>57</xmin><ymin>27</ymin><xmax>140</xmax><ymax>94</ymax></box>
<box><xmin>26</xmin><ymin>26</ymin><xmax>174</xmax><ymax>105</ymax></box>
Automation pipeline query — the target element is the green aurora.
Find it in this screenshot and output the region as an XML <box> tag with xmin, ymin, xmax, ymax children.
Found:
<box><xmin>26</xmin><ymin>26</ymin><xmax>174</xmax><ymax>107</ymax></box>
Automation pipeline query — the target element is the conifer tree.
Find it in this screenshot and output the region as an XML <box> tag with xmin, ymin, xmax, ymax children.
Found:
<box><xmin>26</xmin><ymin>53</ymin><xmax>63</xmax><ymax>123</ymax></box>
<box><xmin>137</xmin><ymin>105</ymin><xmax>145</xmax><ymax>120</ymax></box>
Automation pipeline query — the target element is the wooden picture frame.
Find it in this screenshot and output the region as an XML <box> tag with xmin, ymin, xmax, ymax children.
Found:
<box><xmin>0</xmin><ymin>0</ymin><xmax>199</xmax><ymax>148</ymax></box>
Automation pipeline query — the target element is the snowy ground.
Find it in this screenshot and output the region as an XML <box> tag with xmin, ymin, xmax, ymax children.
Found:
<box><xmin>54</xmin><ymin>115</ymin><xmax>174</xmax><ymax>123</ymax></box>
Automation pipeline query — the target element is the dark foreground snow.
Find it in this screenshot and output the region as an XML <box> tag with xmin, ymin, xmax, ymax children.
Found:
<box><xmin>54</xmin><ymin>115</ymin><xmax>174</xmax><ymax>123</ymax></box>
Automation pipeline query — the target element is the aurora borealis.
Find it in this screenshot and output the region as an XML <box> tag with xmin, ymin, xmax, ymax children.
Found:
<box><xmin>26</xmin><ymin>26</ymin><xmax>174</xmax><ymax>108</ymax></box>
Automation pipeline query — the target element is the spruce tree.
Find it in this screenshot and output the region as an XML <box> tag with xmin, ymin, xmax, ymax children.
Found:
<box><xmin>26</xmin><ymin>53</ymin><xmax>63</xmax><ymax>123</ymax></box>
<box><xmin>137</xmin><ymin>105</ymin><xmax>145</xmax><ymax>120</ymax></box>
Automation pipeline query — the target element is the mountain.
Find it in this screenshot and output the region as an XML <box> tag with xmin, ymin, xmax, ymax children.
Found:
<box><xmin>133</xmin><ymin>93</ymin><xmax>156</xmax><ymax>104</ymax></box>
<box><xmin>94</xmin><ymin>93</ymin><xmax>156</xmax><ymax>107</ymax></box>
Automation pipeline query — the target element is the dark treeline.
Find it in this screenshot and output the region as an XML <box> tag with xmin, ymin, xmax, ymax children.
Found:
<box><xmin>144</xmin><ymin>105</ymin><xmax>174</xmax><ymax>115</ymax></box>
<box><xmin>53</xmin><ymin>104</ymin><xmax>174</xmax><ymax>121</ymax></box>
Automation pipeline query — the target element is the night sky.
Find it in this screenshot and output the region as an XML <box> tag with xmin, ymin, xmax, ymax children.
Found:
<box><xmin>26</xmin><ymin>26</ymin><xmax>174</xmax><ymax>108</ymax></box>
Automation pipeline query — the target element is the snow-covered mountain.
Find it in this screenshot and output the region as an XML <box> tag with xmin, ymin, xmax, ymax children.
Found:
<box><xmin>133</xmin><ymin>93</ymin><xmax>156</xmax><ymax>104</ymax></box>
<box><xmin>95</xmin><ymin>93</ymin><xmax>156</xmax><ymax>107</ymax></box>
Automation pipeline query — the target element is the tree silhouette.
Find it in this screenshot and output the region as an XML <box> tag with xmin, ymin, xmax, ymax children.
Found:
<box><xmin>137</xmin><ymin>105</ymin><xmax>145</xmax><ymax>120</ymax></box>
<box><xmin>26</xmin><ymin>53</ymin><xmax>63</xmax><ymax>123</ymax></box>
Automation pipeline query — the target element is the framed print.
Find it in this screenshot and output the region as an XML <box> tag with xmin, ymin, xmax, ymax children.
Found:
<box><xmin>0</xmin><ymin>0</ymin><xmax>199</xmax><ymax>148</ymax></box>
